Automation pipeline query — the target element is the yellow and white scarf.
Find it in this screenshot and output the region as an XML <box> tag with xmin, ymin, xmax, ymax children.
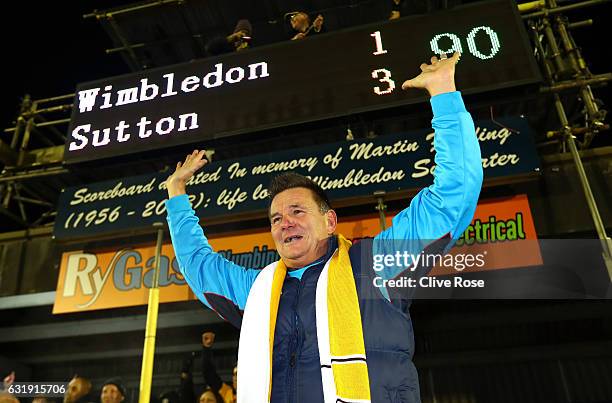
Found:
<box><xmin>237</xmin><ymin>234</ymin><xmax>371</xmax><ymax>403</ymax></box>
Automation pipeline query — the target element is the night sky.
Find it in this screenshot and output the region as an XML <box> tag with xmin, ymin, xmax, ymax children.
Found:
<box><xmin>2</xmin><ymin>1</ymin><xmax>129</xmax><ymax>130</ymax></box>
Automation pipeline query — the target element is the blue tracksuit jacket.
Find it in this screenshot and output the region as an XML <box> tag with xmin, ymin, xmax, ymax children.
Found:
<box><xmin>166</xmin><ymin>91</ymin><xmax>483</xmax><ymax>402</ymax></box>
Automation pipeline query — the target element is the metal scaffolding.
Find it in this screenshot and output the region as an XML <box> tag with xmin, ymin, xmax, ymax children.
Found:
<box><xmin>522</xmin><ymin>0</ymin><xmax>612</xmax><ymax>274</ymax></box>
<box><xmin>1</xmin><ymin>93</ymin><xmax>72</xmax><ymax>229</ymax></box>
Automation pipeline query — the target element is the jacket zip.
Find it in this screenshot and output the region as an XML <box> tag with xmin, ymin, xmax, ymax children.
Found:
<box><xmin>287</xmin><ymin>275</ymin><xmax>304</xmax><ymax>403</ymax></box>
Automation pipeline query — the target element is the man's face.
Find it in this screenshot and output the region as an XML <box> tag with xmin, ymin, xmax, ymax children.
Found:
<box><xmin>290</xmin><ymin>12</ymin><xmax>310</xmax><ymax>32</ymax></box>
<box><xmin>100</xmin><ymin>385</ymin><xmax>124</xmax><ymax>403</ymax></box>
<box><xmin>270</xmin><ymin>187</ymin><xmax>336</xmax><ymax>268</ymax></box>
<box><xmin>64</xmin><ymin>377</ymin><xmax>89</xmax><ymax>403</ymax></box>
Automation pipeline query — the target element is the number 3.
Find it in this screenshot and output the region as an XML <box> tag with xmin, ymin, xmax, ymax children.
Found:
<box><xmin>371</xmin><ymin>68</ymin><xmax>396</xmax><ymax>95</ymax></box>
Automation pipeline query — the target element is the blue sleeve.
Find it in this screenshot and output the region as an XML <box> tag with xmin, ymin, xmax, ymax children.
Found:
<box><xmin>166</xmin><ymin>194</ymin><xmax>260</xmax><ymax>310</ymax></box>
<box><xmin>374</xmin><ymin>92</ymin><xmax>483</xmax><ymax>290</ymax></box>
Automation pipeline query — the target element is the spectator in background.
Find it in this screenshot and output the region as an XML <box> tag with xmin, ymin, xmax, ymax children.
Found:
<box><xmin>0</xmin><ymin>372</ymin><xmax>18</xmax><ymax>403</ymax></box>
<box><xmin>1</xmin><ymin>372</ymin><xmax>15</xmax><ymax>394</ymax></box>
<box><xmin>198</xmin><ymin>388</ymin><xmax>223</xmax><ymax>403</ymax></box>
<box><xmin>201</xmin><ymin>332</ymin><xmax>236</xmax><ymax>403</ymax></box>
<box><xmin>100</xmin><ymin>378</ymin><xmax>125</xmax><ymax>403</ymax></box>
<box><xmin>286</xmin><ymin>11</ymin><xmax>324</xmax><ymax>40</ymax></box>
<box><xmin>0</xmin><ymin>392</ymin><xmax>18</xmax><ymax>403</ymax></box>
<box><xmin>177</xmin><ymin>353</ymin><xmax>224</xmax><ymax>403</ymax></box>
<box><xmin>389</xmin><ymin>0</ymin><xmax>461</xmax><ymax>19</ymax></box>
<box><xmin>159</xmin><ymin>390</ymin><xmax>179</xmax><ymax>403</ymax></box>
<box><xmin>389</xmin><ymin>0</ymin><xmax>403</xmax><ymax>19</ymax></box>
<box><xmin>178</xmin><ymin>354</ymin><xmax>196</xmax><ymax>403</ymax></box>
<box><xmin>63</xmin><ymin>376</ymin><xmax>94</xmax><ymax>403</ymax></box>
<box><xmin>205</xmin><ymin>19</ymin><xmax>252</xmax><ymax>56</ymax></box>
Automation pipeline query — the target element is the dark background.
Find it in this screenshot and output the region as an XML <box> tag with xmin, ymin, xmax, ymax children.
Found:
<box><xmin>2</xmin><ymin>0</ymin><xmax>610</xmax><ymax>132</ymax></box>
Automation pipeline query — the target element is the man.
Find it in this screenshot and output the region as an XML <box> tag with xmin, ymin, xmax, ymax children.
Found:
<box><xmin>63</xmin><ymin>376</ymin><xmax>94</xmax><ymax>403</ymax></box>
<box><xmin>165</xmin><ymin>52</ymin><xmax>482</xmax><ymax>402</ymax></box>
<box><xmin>200</xmin><ymin>331</ymin><xmax>236</xmax><ymax>403</ymax></box>
<box><xmin>206</xmin><ymin>19</ymin><xmax>252</xmax><ymax>56</ymax></box>
<box><xmin>100</xmin><ymin>378</ymin><xmax>125</xmax><ymax>403</ymax></box>
<box><xmin>287</xmin><ymin>11</ymin><xmax>324</xmax><ymax>40</ymax></box>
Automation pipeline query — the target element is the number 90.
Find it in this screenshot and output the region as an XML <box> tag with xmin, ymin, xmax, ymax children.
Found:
<box><xmin>430</xmin><ymin>26</ymin><xmax>501</xmax><ymax>60</ymax></box>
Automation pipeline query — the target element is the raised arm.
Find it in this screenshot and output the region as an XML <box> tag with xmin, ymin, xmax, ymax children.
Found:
<box><xmin>375</xmin><ymin>53</ymin><xmax>483</xmax><ymax>286</ymax></box>
<box><xmin>166</xmin><ymin>151</ymin><xmax>260</xmax><ymax>320</ymax></box>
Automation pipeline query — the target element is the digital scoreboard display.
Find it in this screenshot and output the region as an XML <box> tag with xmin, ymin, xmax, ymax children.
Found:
<box><xmin>64</xmin><ymin>0</ymin><xmax>540</xmax><ymax>163</ymax></box>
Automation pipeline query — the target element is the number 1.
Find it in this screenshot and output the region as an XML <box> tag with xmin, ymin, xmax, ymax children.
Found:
<box><xmin>370</xmin><ymin>31</ymin><xmax>388</xmax><ymax>55</ymax></box>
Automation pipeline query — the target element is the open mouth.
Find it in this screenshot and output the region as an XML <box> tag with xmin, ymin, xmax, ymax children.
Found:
<box><xmin>284</xmin><ymin>235</ymin><xmax>303</xmax><ymax>244</ymax></box>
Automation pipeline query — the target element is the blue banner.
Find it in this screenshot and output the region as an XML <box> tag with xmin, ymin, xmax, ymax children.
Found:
<box><xmin>54</xmin><ymin>117</ymin><xmax>540</xmax><ymax>240</ymax></box>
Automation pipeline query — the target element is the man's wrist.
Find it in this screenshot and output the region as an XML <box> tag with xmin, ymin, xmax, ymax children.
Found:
<box><xmin>427</xmin><ymin>83</ymin><xmax>456</xmax><ymax>98</ymax></box>
<box><xmin>167</xmin><ymin>178</ymin><xmax>187</xmax><ymax>199</ymax></box>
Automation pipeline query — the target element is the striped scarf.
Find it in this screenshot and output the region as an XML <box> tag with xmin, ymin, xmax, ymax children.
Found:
<box><xmin>237</xmin><ymin>234</ymin><xmax>371</xmax><ymax>402</ymax></box>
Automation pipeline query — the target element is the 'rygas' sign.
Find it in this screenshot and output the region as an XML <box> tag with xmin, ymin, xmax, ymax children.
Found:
<box><xmin>61</xmin><ymin>249</ymin><xmax>186</xmax><ymax>309</ymax></box>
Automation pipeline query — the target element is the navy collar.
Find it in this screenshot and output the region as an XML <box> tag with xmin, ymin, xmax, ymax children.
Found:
<box><xmin>286</xmin><ymin>235</ymin><xmax>338</xmax><ymax>271</ymax></box>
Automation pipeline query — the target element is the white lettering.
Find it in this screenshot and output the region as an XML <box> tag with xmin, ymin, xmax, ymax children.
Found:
<box><xmin>161</xmin><ymin>73</ymin><xmax>178</xmax><ymax>97</ymax></box>
<box><xmin>77</xmin><ymin>88</ymin><xmax>100</xmax><ymax>112</ymax></box>
<box><xmin>92</xmin><ymin>128</ymin><xmax>111</xmax><ymax>147</ymax></box>
<box><xmin>226</xmin><ymin>67</ymin><xmax>245</xmax><ymax>83</ymax></box>
<box><xmin>139</xmin><ymin>78</ymin><xmax>159</xmax><ymax>101</ymax></box>
<box><xmin>115</xmin><ymin>87</ymin><xmax>139</xmax><ymax>106</ymax></box>
<box><xmin>248</xmin><ymin>62</ymin><xmax>269</xmax><ymax>79</ymax></box>
<box><xmin>177</xmin><ymin>113</ymin><xmax>199</xmax><ymax>131</ymax></box>
<box><xmin>204</xmin><ymin>63</ymin><xmax>224</xmax><ymax>88</ymax></box>
<box><xmin>181</xmin><ymin>75</ymin><xmax>200</xmax><ymax>92</ymax></box>
<box><xmin>69</xmin><ymin>125</ymin><xmax>90</xmax><ymax>151</ymax></box>
<box><xmin>137</xmin><ymin>117</ymin><xmax>153</xmax><ymax>138</ymax></box>
<box><xmin>63</xmin><ymin>253</ymin><xmax>99</xmax><ymax>296</ymax></box>
<box><xmin>115</xmin><ymin>120</ymin><xmax>131</xmax><ymax>142</ymax></box>
<box><xmin>156</xmin><ymin>117</ymin><xmax>175</xmax><ymax>135</ymax></box>
<box><xmin>100</xmin><ymin>85</ymin><xmax>114</xmax><ymax>109</ymax></box>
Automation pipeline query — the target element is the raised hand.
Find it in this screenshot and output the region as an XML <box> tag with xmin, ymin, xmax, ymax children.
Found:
<box><xmin>313</xmin><ymin>14</ymin><xmax>324</xmax><ymax>32</ymax></box>
<box><xmin>401</xmin><ymin>52</ymin><xmax>460</xmax><ymax>97</ymax></box>
<box><xmin>166</xmin><ymin>149</ymin><xmax>209</xmax><ymax>198</ymax></box>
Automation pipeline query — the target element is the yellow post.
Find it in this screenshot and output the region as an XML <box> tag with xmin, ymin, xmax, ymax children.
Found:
<box><xmin>374</xmin><ymin>191</ymin><xmax>387</xmax><ymax>231</ymax></box>
<box><xmin>138</xmin><ymin>223</ymin><xmax>164</xmax><ymax>403</ymax></box>
<box><xmin>518</xmin><ymin>0</ymin><xmax>545</xmax><ymax>13</ymax></box>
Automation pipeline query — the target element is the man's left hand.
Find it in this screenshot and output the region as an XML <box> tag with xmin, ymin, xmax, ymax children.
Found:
<box><xmin>401</xmin><ymin>52</ymin><xmax>460</xmax><ymax>97</ymax></box>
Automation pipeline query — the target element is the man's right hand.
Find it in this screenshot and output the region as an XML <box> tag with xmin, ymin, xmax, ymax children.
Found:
<box><xmin>202</xmin><ymin>331</ymin><xmax>216</xmax><ymax>348</ymax></box>
<box><xmin>166</xmin><ymin>149</ymin><xmax>209</xmax><ymax>199</ymax></box>
<box><xmin>227</xmin><ymin>31</ymin><xmax>246</xmax><ymax>44</ymax></box>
